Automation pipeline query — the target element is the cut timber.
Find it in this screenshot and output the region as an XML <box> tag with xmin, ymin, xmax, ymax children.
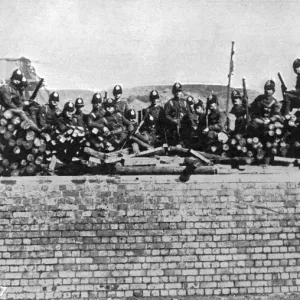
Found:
<box><xmin>105</xmin><ymin>148</ymin><xmax>130</xmax><ymax>158</ymax></box>
<box><xmin>168</xmin><ymin>146</ymin><xmax>189</xmax><ymax>154</ymax></box>
<box><xmin>134</xmin><ymin>147</ymin><xmax>165</xmax><ymax>157</ymax></box>
<box><xmin>122</xmin><ymin>157</ymin><xmax>158</xmax><ymax>166</ymax></box>
<box><xmin>273</xmin><ymin>156</ymin><xmax>296</xmax><ymax>164</ymax></box>
<box><xmin>83</xmin><ymin>147</ymin><xmax>106</xmax><ymax>160</ymax></box>
<box><xmin>114</xmin><ymin>165</ymin><xmax>216</xmax><ymax>175</ymax></box>
<box><xmin>104</xmin><ymin>154</ymin><xmax>133</xmax><ymax>164</ymax></box>
<box><xmin>189</xmin><ymin>149</ymin><xmax>212</xmax><ymax>165</ymax></box>
<box><xmin>160</xmin><ymin>156</ymin><xmax>185</xmax><ymax>165</ymax></box>
<box><xmin>131</xmin><ymin>136</ymin><xmax>153</xmax><ymax>149</ymax></box>
<box><xmin>48</xmin><ymin>155</ymin><xmax>57</xmax><ymax>172</ymax></box>
<box><xmin>88</xmin><ymin>157</ymin><xmax>101</xmax><ymax>164</ymax></box>
<box><xmin>131</xmin><ymin>142</ymin><xmax>140</xmax><ymax>155</ymax></box>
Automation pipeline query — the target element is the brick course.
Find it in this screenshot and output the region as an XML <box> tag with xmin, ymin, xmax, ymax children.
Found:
<box><xmin>0</xmin><ymin>174</ymin><xmax>299</xmax><ymax>299</ymax></box>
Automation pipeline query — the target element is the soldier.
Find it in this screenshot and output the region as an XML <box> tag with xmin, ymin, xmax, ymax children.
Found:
<box><xmin>142</xmin><ymin>90</ymin><xmax>165</xmax><ymax>140</ymax></box>
<box><xmin>126</xmin><ymin>108</ymin><xmax>137</xmax><ymax>124</ymax></box>
<box><xmin>86</xmin><ymin>93</ymin><xmax>106</xmax><ymax>132</ymax></box>
<box><xmin>101</xmin><ymin>98</ymin><xmax>134</xmax><ymax>149</ymax></box>
<box><xmin>229</xmin><ymin>90</ymin><xmax>248</xmax><ymax>133</ymax></box>
<box><xmin>187</xmin><ymin>95</ymin><xmax>196</xmax><ymax>113</ymax></box>
<box><xmin>74</xmin><ymin>97</ymin><xmax>86</xmax><ymax>127</ymax></box>
<box><xmin>112</xmin><ymin>84</ymin><xmax>129</xmax><ymax>116</ymax></box>
<box><xmin>56</xmin><ymin>101</ymin><xmax>78</xmax><ymax>132</ymax></box>
<box><xmin>282</xmin><ymin>59</ymin><xmax>300</xmax><ymax>114</ymax></box>
<box><xmin>203</xmin><ymin>94</ymin><xmax>227</xmax><ymax>142</ymax></box>
<box><xmin>39</xmin><ymin>91</ymin><xmax>61</xmax><ymax>132</ymax></box>
<box><xmin>0</xmin><ymin>69</ymin><xmax>27</xmax><ymax>110</ymax></box>
<box><xmin>135</xmin><ymin>114</ymin><xmax>157</xmax><ymax>147</ymax></box>
<box><xmin>250</xmin><ymin>80</ymin><xmax>281</xmax><ymax>130</ymax></box>
<box><xmin>164</xmin><ymin>82</ymin><xmax>191</xmax><ymax>145</ymax></box>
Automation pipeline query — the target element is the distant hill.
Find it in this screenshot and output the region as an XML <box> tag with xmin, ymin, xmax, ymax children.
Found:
<box><xmin>38</xmin><ymin>84</ymin><xmax>260</xmax><ymax>113</ymax></box>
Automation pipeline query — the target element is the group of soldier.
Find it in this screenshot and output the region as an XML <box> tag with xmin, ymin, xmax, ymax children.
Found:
<box><xmin>1</xmin><ymin>58</ymin><xmax>300</xmax><ymax>156</ymax></box>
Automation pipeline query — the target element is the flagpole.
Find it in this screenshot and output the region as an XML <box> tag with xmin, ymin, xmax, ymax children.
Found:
<box><xmin>226</xmin><ymin>41</ymin><xmax>235</xmax><ymax>115</ymax></box>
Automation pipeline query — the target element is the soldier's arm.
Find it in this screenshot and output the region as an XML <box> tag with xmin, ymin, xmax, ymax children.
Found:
<box><xmin>164</xmin><ymin>102</ymin><xmax>177</xmax><ymax>124</ymax></box>
<box><xmin>209</xmin><ymin>111</ymin><xmax>226</xmax><ymax>131</ymax></box>
<box><xmin>86</xmin><ymin>114</ymin><xmax>105</xmax><ymax>130</ymax></box>
<box><xmin>1</xmin><ymin>85</ymin><xmax>18</xmax><ymax>109</ymax></box>
<box><xmin>56</xmin><ymin>118</ymin><xmax>67</xmax><ymax>132</ymax></box>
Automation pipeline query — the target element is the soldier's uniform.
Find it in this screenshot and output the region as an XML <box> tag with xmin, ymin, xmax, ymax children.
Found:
<box><xmin>0</xmin><ymin>69</ymin><xmax>26</xmax><ymax>110</ymax></box>
<box><xmin>164</xmin><ymin>82</ymin><xmax>191</xmax><ymax>145</ymax></box>
<box><xmin>229</xmin><ymin>90</ymin><xmax>248</xmax><ymax>133</ymax></box>
<box><xmin>136</xmin><ymin>114</ymin><xmax>157</xmax><ymax>147</ymax></box>
<box><xmin>100</xmin><ymin>99</ymin><xmax>133</xmax><ymax>149</ymax></box>
<box><xmin>39</xmin><ymin>92</ymin><xmax>61</xmax><ymax>132</ymax></box>
<box><xmin>141</xmin><ymin>90</ymin><xmax>165</xmax><ymax>142</ymax></box>
<box><xmin>113</xmin><ymin>85</ymin><xmax>129</xmax><ymax>116</ymax></box>
<box><xmin>86</xmin><ymin>93</ymin><xmax>106</xmax><ymax>131</ymax></box>
<box><xmin>250</xmin><ymin>80</ymin><xmax>281</xmax><ymax>128</ymax></box>
<box><xmin>56</xmin><ymin>102</ymin><xmax>78</xmax><ymax>132</ymax></box>
<box><xmin>74</xmin><ymin>98</ymin><xmax>87</xmax><ymax>127</ymax></box>
<box><xmin>282</xmin><ymin>59</ymin><xmax>300</xmax><ymax>114</ymax></box>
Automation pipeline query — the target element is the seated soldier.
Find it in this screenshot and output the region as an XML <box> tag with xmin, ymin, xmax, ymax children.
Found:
<box><xmin>135</xmin><ymin>114</ymin><xmax>157</xmax><ymax>147</ymax></box>
<box><xmin>100</xmin><ymin>98</ymin><xmax>134</xmax><ymax>150</ymax></box>
<box><xmin>0</xmin><ymin>69</ymin><xmax>27</xmax><ymax>110</ymax></box>
<box><xmin>229</xmin><ymin>90</ymin><xmax>248</xmax><ymax>133</ymax></box>
<box><xmin>112</xmin><ymin>84</ymin><xmax>129</xmax><ymax>116</ymax></box>
<box><xmin>203</xmin><ymin>94</ymin><xmax>227</xmax><ymax>142</ymax></box>
<box><xmin>250</xmin><ymin>80</ymin><xmax>281</xmax><ymax>131</ymax></box>
<box><xmin>86</xmin><ymin>93</ymin><xmax>105</xmax><ymax>132</ymax></box>
<box><xmin>74</xmin><ymin>97</ymin><xmax>87</xmax><ymax>127</ymax></box>
<box><xmin>56</xmin><ymin>101</ymin><xmax>78</xmax><ymax>132</ymax></box>
<box><xmin>126</xmin><ymin>108</ymin><xmax>137</xmax><ymax>125</ymax></box>
<box><xmin>181</xmin><ymin>100</ymin><xmax>207</xmax><ymax>149</ymax></box>
<box><xmin>39</xmin><ymin>91</ymin><xmax>61</xmax><ymax>133</ymax></box>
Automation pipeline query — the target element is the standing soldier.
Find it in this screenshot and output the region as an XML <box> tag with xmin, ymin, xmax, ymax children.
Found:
<box><xmin>101</xmin><ymin>98</ymin><xmax>134</xmax><ymax>150</ymax></box>
<box><xmin>142</xmin><ymin>90</ymin><xmax>165</xmax><ymax>141</ymax></box>
<box><xmin>282</xmin><ymin>59</ymin><xmax>300</xmax><ymax>114</ymax></box>
<box><xmin>250</xmin><ymin>80</ymin><xmax>281</xmax><ymax>130</ymax></box>
<box><xmin>164</xmin><ymin>82</ymin><xmax>191</xmax><ymax>145</ymax></box>
<box><xmin>229</xmin><ymin>90</ymin><xmax>248</xmax><ymax>133</ymax></box>
<box><xmin>39</xmin><ymin>91</ymin><xmax>61</xmax><ymax>132</ymax></box>
<box><xmin>86</xmin><ymin>93</ymin><xmax>105</xmax><ymax>131</ymax></box>
<box><xmin>203</xmin><ymin>94</ymin><xmax>227</xmax><ymax>143</ymax></box>
<box><xmin>74</xmin><ymin>97</ymin><xmax>86</xmax><ymax>127</ymax></box>
<box><xmin>0</xmin><ymin>69</ymin><xmax>27</xmax><ymax>110</ymax></box>
<box><xmin>112</xmin><ymin>84</ymin><xmax>129</xmax><ymax>116</ymax></box>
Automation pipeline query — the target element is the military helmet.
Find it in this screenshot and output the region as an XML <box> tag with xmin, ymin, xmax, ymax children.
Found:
<box><xmin>126</xmin><ymin>108</ymin><xmax>136</xmax><ymax>120</ymax></box>
<box><xmin>207</xmin><ymin>94</ymin><xmax>218</xmax><ymax>106</ymax></box>
<box><xmin>150</xmin><ymin>90</ymin><xmax>159</xmax><ymax>101</ymax></box>
<box><xmin>186</xmin><ymin>95</ymin><xmax>194</xmax><ymax>105</ymax></box>
<box><xmin>11</xmin><ymin>69</ymin><xmax>23</xmax><ymax>85</ymax></box>
<box><xmin>49</xmin><ymin>92</ymin><xmax>59</xmax><ymax>102</ymax></box>
<box><xmin>113</xmin><ymin>85</ymin><xmax>122</xmax><ymax>96</ymax></box>
<box><xmin>172</xmin><ymin>82</ymin><xmax>182</xmax><ymax>94</ymax></box>
<box><xmin>264</xmin><ymin>79</ymin><xmax>275</xmax><ymax>91</ymax></box>
<box><xmin>293</xmin><ymin>59</ymin><xmax>300</xmax><ymax>72</ymax></box>
<box><xmin>91</xmin><ymin>93</ymin><xmax>102</xmax><ymax>104</ymax></box>
<box><xmin>231</xmin><ymin>90</ymin><xmax>242</xmax><ymax>100</ymax></box>
<box><xmin>194</xmin><ymin>100</ymin><xmax>204</xmax><ymax>110</ymax></box>
<box><xmin>75</xmin><ymin>97</ymin><xmax>84</xmax><ymax>107</ymax></box>
<box><xmin>63</xmin><ymin>101</ymin><xmax>75</xmax><ymax>112</ymax></box>
<box><xmin>104</xmin><ymin>98</ymin><xmax>115</xmax><ymax>109</ymax></box>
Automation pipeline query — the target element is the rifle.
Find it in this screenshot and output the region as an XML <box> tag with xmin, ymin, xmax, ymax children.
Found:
<box><xmin>120</xmin><ymin>115</ymin><xmax>146</xmax><ymax>150</ymax></box>
<box><xmin>104</xmin><ymin>91</ymin><xmax>108</xmax><ymax>101</ymax></box>
<box><xmin>29</xmin><ymin>78</ymin><xmax>44</xmax><ymax>102</ymax></box>
<box><xmin>242</xmin><ymin>78</ymin><xmax>250</xmax><ymax>126</ymax></box>
<box><xmin>278</xmin><ymin>72</ymin><xmax>287</xmax><ymax>99</ymax></box>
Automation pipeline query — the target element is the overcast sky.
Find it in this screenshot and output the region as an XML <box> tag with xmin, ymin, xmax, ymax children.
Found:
<box><xmin>0</xmin><ymin>0</ymin><xmax>300</xmax><ymax>98</ymax></box>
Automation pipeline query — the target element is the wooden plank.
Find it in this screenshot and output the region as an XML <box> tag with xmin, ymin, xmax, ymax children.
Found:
<box><xmin>189</xmin><ymin>149</ymin><xmax>212</xmax><ymax>165</ymax></box>
<box><xmin>131</xmin><ymin>136</ymin><xmax>154</xmax><ymax>149</ymax></box>
<box><xmin>83</xmin><ymin>147</ymin><xmax>106</xmax><ymax>160</ymax></box>
<box><xmin>122</xmin><ymin>157</ymin><xmax>158</xmax><ymax>166</ymax></box>
<box><xmin>134</xmin><ymin>147</ymin><xmax>165</xmax><ymax>157</ymax></box>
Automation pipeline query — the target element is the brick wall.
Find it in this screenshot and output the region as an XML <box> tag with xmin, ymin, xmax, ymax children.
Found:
<box><xmin>0</xmin><ymin>174</ymin><xmax>299</xmax><ymax>299</ymax></box>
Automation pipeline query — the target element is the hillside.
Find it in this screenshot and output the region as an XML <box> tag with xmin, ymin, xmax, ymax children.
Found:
<box><xmin>37</xmin><ymin>84</ymin><xmax>260</xmax><ymax>113</ymax></box>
